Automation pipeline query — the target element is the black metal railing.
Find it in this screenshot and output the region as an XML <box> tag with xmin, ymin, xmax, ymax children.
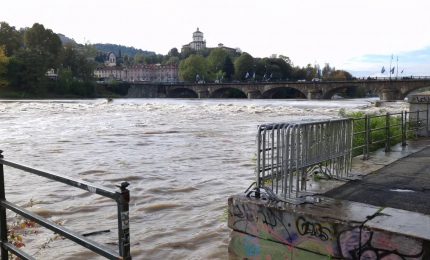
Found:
<box><xmin>351</xmin><ymin>110</ymin><xmax>429</xmax><ymax>159</ymax></box>
<box><xmin>0</xmin><ymin>150</ymin><xmax>131</xmax><ymax>260</ymax></box>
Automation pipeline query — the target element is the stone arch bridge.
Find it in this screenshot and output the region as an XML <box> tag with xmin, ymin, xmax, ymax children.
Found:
<box><xmin>126</xmin><ymin>78</ymin><xmax>430</xmax><ymax>100</ymax></box>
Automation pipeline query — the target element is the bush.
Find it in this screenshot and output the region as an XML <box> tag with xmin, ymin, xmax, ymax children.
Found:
<box><xmin>341</xmin><ymin>111</ymin><xmax>404</xmax><ymax>157</ymax></box>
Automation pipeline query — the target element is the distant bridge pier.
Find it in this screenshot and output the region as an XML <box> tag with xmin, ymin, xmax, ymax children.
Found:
<box><xmin>307</xmin><ymin>90</ymin><xmax>322</xmax><ymax>99</ymax></box>
<box><xmin>197</xmin><ymin>90</ymin><xmax>209</xmax><ymax>98</ymax></box>
<box><xmin>247</xmin><ymin>91</ymin><xmax>261</xmax><ymax>99</ymax></box>
<box><xmin>380</xmin><ymin>89</ymin><xmax>401</xmax><ymax>101</ymax></box>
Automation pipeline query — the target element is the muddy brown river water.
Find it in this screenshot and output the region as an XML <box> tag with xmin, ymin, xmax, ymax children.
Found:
<box><xmin>0</xmin><ymin>98</ymin><xmax>406</xmax><ymax>259</ymax></box>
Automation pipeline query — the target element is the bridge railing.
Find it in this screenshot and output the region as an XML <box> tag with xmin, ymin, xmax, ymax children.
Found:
<box><xmin>253</xmin><ymin>119</ymin><xmax>353</xmax><ymax>202</ymax></box>
<box><xmin>0</xmin><ymin>151</ymin><xmax>131</xmax><ymax>260</ymax></box>
<box><xmin>352</xmin><ymin>110</ymin><xmax>429</xmax><ymax>159</ymax></box>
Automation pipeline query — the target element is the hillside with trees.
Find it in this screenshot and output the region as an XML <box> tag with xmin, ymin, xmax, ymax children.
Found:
<box><xmin>0</xmin><ymin>21</ymin><xmax>354</xmax><ymax>98</ymax></box>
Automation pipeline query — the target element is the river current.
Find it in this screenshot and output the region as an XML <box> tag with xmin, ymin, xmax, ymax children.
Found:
<box><xmin>0</xmin><ymin>98</ymin><xmax>407</xmax><ymax>259</ymax></box>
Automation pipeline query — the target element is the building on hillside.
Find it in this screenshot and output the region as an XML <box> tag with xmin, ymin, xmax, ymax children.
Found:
<box><xmin>94</xmin><ymin>64</ymin><xmax>179</xmax><ymax>83</ymax></box>
<box><xmin>214</xmin><ymin>43</ymin><xmax>241</xmax><ymax>55</ymax></box>
<box><xmin>105</xmin><ymin>52</ymin><xmax>117</xmax><ymax>67</ymax></box>
<box><xmin>182</xmin><ymin>27</ymin><xmax>207</xmax><ymax>52</ymax></box>
<box><xmin>181</xmin><ymin>28</ymin><xmax>241</xmax><ymax>55</ymax></box>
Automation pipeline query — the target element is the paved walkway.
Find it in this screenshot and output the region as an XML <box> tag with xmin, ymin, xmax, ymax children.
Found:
<box><xmin>325</xmin><ymin>145</ymin><xmax>430</xmax><ymax>215</ymax></box>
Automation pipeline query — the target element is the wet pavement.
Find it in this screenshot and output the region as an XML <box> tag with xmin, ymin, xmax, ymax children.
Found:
<box><xmin>325</xmin><ymin>139</ymin><xmax>430</xmax><ymax>215</ymax></box>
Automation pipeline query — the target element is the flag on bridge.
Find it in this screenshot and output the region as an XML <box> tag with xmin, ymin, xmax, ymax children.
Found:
<box><xmin>381</xmin><ymin>66</ymin><xmax>385</xmax><ymax>73</ymax></box>
<box><xmin>245</xmin><ymin>72</ymin><xmax>250</xmax><ymax>79</ymax></box>
<box><xmin>391</xmin><ymin>67</ymin><xmax>395</xmax><ymax>74</ymax></box>
<box><xmin>401</xmin><ymin>69</ymin><xmax>404</xmax><ymax>74</ymax></box>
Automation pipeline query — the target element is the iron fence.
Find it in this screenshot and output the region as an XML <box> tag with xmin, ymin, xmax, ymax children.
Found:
<box><xmin>352</xmin><ymin>110</ymin><xmax>429</xmax><ymax>159</ymax></box>
<box><xmin>252</xmin><ymin>109</ymin><xmax>428</xmax><ymax>202</ymax></box>
<box><xmin>0</xmin><ymin>150</ymin><xmax>131</xmax><ymax>260</ymax></box>
<box><xmin>255</xmin><ymin>119</ymin><xmax>353</xmax><ymax>202</ymax></box>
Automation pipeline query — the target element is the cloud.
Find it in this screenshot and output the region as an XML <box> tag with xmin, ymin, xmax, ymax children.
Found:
<box><xmin>344</xmin><ymin>46</ymin><xmax>430</xmax><ymax>76</ymax></box>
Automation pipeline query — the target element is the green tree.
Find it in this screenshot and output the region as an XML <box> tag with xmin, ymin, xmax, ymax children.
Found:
<box><xmin>179</xmin><ymin>54</ymin><xmax>208</xmax><ymax>82</ymax></box>
<box><xmin>207</xmin><ymin>48</ymin><xmax>228</xmax><ymax>73</ymax></box>
<box><xmin>180</xmin><ymin>46</ymin><xmax>195</xmax><ymax>59</ymax></box>
<box><xmin>0</xmin><ymin>46</ymin><xmax>9</xmax><ymax>86</ymax></box>
<box><xmin>165</xmin><ymin>56</ymin><xmax>180</xmax><ymax>65</ymax></box>
<box><xmin>168</xmin><ymin>47</ymin><xmax>179</xmax><ymax>57</ymax></box>
<box><xmin>222</xmin><ymin>56</ymin><xmax>235</xmax><ymax>81</ymax></box>
<box><xmin>24</xmin><ymin>23</ymin><xmax>62</xmax><ymax>68</ymax></box>
<box><xmin>7</xmin><ymin>49</ymin><xmax>47</xmax><ymax>90</ymax></box>
<box><xmin>234</xmin><ymin>52</ymin><xmax>254</xmax><ymax>80</ymax></box>
<box><xmin>134</xmin><ymin>53</ymin><xmax>145</xmax><ymax>64</ymax></box>
<box><xmin>0</xmin><ymin>22</ymin><xmax>22</xmax><ymax>56</ymax></box>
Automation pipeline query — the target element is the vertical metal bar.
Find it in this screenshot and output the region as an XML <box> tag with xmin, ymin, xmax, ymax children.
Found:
<box><xmin>256</xmin><ymin>127</ymin><xmax>261</xmax><ymax>198</ymax></box>
<box><xmin>364</xmin><ymin>115</ymin><xmax>370</xmax><ymax>160</ymax></box>
<box><xmin>117</xmin><ymin>182</ymin><xmax>131</xmax><ymax>260</ymax></box>
<box><xmin>401</xmin><ymin>111</ymin><xmax>406</xmax><ymax>146</ymax></box>
<box><xmin>416</xmin><ymin>111</ymin><xmax>420</xmax><ymax>138</ymax></box>
<box><xmin>385</xmin><ymin>112</ymin><xmax>391</xmax><ymax>152</ymax></box>
<box><xmin>0</xmin><ymin>151</ymin><xmax>8</xmax><ymax>259</ymax></box>
<box><xmin>426</xmin><ymin>104</ymin><xmax>429</xmax><ymax>136</ymax></box>
<box><xmin>271</xmin><ymin>127</ymin><xmax>275</xmax><ymax>191</ymax></box>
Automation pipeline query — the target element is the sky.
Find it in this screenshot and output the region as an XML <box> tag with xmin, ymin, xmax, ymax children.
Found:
<box><xmin>3</xmin><ymin>0</ymin><xmax>430</xmax><ymax>76</ymax></box>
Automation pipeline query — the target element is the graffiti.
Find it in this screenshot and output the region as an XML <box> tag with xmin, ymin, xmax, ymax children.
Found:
<box><xmin>412</xmin><ymin>95</ymin><xmax>430</xmax><ymax>103</ymax></box>
<box><xmin>295</xmin><ymin>216</ymin><xmax>331</xmax><ymax>241</ymax></box>
<box><xmin>231</xmin><ymin>203</ymin><xmax>256</xmax><ymax>230</ymax></box>
<box><xmin>259</xmin><ymin>207</ymin><xmax>294</xmax><ymax>242</ymax></box>
<box><xmin>338</xmin><ymin>226</ymin><xmax>424</xmax><ymax>260</ymax></box>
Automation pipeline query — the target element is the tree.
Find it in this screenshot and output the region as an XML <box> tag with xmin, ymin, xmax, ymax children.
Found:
<box><xmin>234</xmin><ymin>52</ymin><xmax>254</xmax><ymax>80</ymax></box>
<box><xmin>168</xmin><ymin>47</ymin><xmax>179</xmax><ymax>57</ymax></box>
<box><xmin>179</xmin><ymin>54</ymin><xmax>208</xmax><ymax>82</ymax></box>
<box><xmin>222</xmin><ymin>56</ymin><xmax>235</xmax><ymax>81</ymax></box>
<box><xmin>0</xmin><ymin>46</ymin><xmax>9</xmax><ymax>86</ymax></box>
<box><xmin>180</xmin><ymin>46</ymin><xmax>195</xmax><ymax>59</ymax></box>
<box><xmin>24</xmin><ymin>23</ymin><xmax>62</xmax><ymax>68</ymax></box>
<box><xmin>165</xmin><ymin>56</ymin><xmax>180</xmax><ymax>66</ymax></box>
<box><xmin>207</xmin><ymin>48</ymin><xmax>228</xmax><ymax>72</ymax></box>
<box><xmin>0</xmin><ymin>22</ymin><xmax>22</xmax><ymax>56</ymax></box>
<box><xmin>7</xmin><ymin>49</ymin><xmax>47</xmax><ymax>90</ymax></box>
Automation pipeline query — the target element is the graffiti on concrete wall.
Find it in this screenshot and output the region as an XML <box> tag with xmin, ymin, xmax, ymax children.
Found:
<box><xmin>228</xmin><ymin>197</ymin><xmax>426</xmax><ymax>259</ymax></box>
<box><xmin>229</xmin><ymin>199</ymin><xmax>336</xmax><ymax>255</ymax></box>
<box><xmin>338</xmin><ymin>226</ymin><xmax>424</xmax><ymax>260</ymax></box>
<box><xmin>295</xmin><ymin>216</ymin><xmax>331</xmax><ymax>241</ymax></box>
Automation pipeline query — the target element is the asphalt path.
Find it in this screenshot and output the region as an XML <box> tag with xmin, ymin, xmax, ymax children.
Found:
<box><xmin>325</xmin><ymin>147</ymin><xmax>430</xmax><ymax>215</ymax></box>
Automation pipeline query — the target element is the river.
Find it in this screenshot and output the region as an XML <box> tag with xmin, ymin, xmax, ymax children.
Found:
<box><xmin>0</xmin><ymin>98</ymin><xmax>407</xmax><ymax>259</ymax></box>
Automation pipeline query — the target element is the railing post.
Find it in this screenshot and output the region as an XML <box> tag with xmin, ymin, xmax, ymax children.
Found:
<box><xmin>364</xmin><ymin>115</ymin><xmax>370</xmax><ymax>160</ymax></box>
<box><xmin>0</xmin><ymin>151</ymin><xmax>8</xmax><ymax>259</ymax></box>
<box><xmin>427</xmin><ymin>106</ymin><xmax>429</xmax><ymax>136</ymax></box>
<box><xmin>385</xmin><ymin>112</ymin><xmax>391</xmax><ymax>152</ymax></box>
<box><xmin>401</xmin><ymin>111</ymin><xmax>407</xmax><ymax>147</ymax></box>
<box><xmin>117</xmin><ymin>182</ymin><xmax>131</xmax><ymax>260</ymax></box>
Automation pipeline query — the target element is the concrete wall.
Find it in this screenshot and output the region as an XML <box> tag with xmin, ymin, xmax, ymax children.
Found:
<box><xmin>409</xmin><ymin>93</ymin><xmax>430</xmax><ymax>137</ymax></box>
<box><xmin>228</xmin><ymin>195</ymin><xmax>429</xmax><ymax>259</ymax></box>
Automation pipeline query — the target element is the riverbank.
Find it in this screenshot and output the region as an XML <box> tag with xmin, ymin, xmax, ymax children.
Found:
<box><xmin>228</xmin><ymin>139</ymin><xmax>430</xmax><ymax>259</ymax></box>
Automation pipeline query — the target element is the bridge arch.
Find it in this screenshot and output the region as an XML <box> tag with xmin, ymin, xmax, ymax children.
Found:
<box><xmin>400</xmin><ymin>84</ymin><xmax>430</xmax><ymax>100</ymax></box>
<box><xmin>323</xmin><ymin>85</ymin><xmax>366</xmax><ymax>99</ymax></box>
<box><xmin>167</xmin><ymin>88</ymin><xmax>198</xmax><ymax>98</ymax></box>
<box><xmin>210</xmin><ymin>87</ymin><xmax>247</xmax><ymax>98</ymax></box>
<box><xmin>261</xmin><ymin>87</ymin><xmax>306</xmax><ymax>99</ymax></box>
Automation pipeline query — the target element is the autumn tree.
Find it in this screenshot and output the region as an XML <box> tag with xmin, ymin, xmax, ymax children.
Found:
<box><xmin>0</xmin><ymin>46</ymin><xmax>9</xmax><ymax>87</ymax></box>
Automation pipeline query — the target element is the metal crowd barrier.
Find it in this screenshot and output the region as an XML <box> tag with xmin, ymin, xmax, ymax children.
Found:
<box><xmin>255</xmin><ymin>119</ymin><xmax>353</xmax><ymax>201</ymax></box>
<box><xmin>0</xmin><ymin>150</ymin><xmax>131</xmax><ymax>260</ymax></box>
